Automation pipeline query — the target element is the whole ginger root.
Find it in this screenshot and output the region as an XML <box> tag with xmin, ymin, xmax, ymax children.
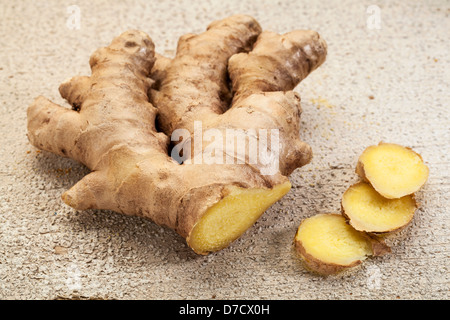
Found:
<box><xmin>27</xmin><ymin>15</ymin><xmax>327</xmax><ymax>254</ymax></box>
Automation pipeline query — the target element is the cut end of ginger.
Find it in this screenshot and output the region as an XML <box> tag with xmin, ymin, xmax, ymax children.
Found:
<box><xmin>294</xmin><ymin>213</ymin><xmax>377</xmax><ymax>276</ymax></box>
<box><xmin>187</xmin><ymin>181</ymin><xmax>291</xmax><ymax>255</ymax></box>
<box><xmin>356</xmin><ymin>142</ymin><xmax>429</xmax><ymax>199</ymax></box>
<box><xmin>342</xmin><ymin>182</ymin><xmax>417</xmax><ymax>233</ymax></box>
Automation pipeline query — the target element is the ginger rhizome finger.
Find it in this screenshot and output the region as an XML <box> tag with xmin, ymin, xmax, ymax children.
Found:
<box><xmin>27</xmin><ymin>15</ymin><xmax>327</xmax><ymax>254</ymax></box>
<box><xmin>152</xmin><ymin>14</ymin><xmax>263</xmax><ymax>135</ymax></box>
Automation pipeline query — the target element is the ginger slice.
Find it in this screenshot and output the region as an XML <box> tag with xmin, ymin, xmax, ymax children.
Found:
<box><xmin>356</xmin><ymin>143</ymin><xmax>429</xmax><ymax>199</ymax></box>
<box><xmin>188</xmin><ymin>181</ymin><xmax>291</xmax><ymax>254</ymax></box>
<box><xmin>342</xmin><ymin>182</ymin><xmax>417</xmax><ymax>233</ymax></box>
<box><xmin>294</xmin><ymin>214</ymin><xmax>390</xmax><ymax>276</ymax></box>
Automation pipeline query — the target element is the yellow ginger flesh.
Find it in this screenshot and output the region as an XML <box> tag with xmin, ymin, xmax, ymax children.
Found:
<box><xmin>189</xmin><ymin>181</ymin><xmax>291</xmax><ymax>253</ymax></box>
<box><xmin>357</xmin><ymin>143</ymin><xmax>429</xmax><ymax>199</ymax></box>
<box><xmin>295</xmin><ymin>214</ymin><xmax>372</xmax><ymax>266</ymax></box>
<box><xmin>342</xmin><ymin>182</ymin><xmax>416</xmax><ymax>232</ymax></box>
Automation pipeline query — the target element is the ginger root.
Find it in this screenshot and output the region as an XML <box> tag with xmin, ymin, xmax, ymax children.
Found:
<box><xmin>27</xmin><ymin>15</ymin><xmax>327</xmax><ymax>254</ymax></box>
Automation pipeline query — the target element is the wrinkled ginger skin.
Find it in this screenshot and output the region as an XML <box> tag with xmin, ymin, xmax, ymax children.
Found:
<box><xmin>152</xmin><ymin>14</ymin><xmax>263</xmax><ymax>135</ymax></box>
<box><xmin>152</xmin><ymin>19</ymin><xmax>327</xmax><ymax>175</ymax></box>
<box><xmin>27</xmin><ymin>15</ymin><xmax>328</xmax><ymax>254</ymax></box>
<box><xmin>224</xmin><ymin>30</ymin><xmax>327</xmax><ymax>174</ymax></box>
<box><xmin>229</xmin><ymin>30</ymin><xmax>327</xmax><ymax>105</ymax></box>
<box><xmin>27</xmin><ymin>29</ymin><xmax>273</xmax><ymax>244</ymax></box>
<box><xmin>28</xmin><ymin>30</ymin><xmax>163</xmax><ymax>169</ymax></box>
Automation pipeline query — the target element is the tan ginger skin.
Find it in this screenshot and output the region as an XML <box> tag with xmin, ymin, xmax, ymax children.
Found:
<box><xmin>27</xmin><ymin>15</ymin><xmax>327</xmax><ymax>254</ymax></box>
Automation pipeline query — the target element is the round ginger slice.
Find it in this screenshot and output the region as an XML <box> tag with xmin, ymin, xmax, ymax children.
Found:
<box><xmin>294</xmin><ymin>213</ymin><xmax>389</xmax><ymax>276</ymax></box>
<box><xmin>342</xmin><ymin>182</ymin><xmax>417</xmax><ymax>233</ymax></box>
<box><xmin>356</xmin><ymin>142</ymin><xmax>429</xmax><ymax>199</ymax></box>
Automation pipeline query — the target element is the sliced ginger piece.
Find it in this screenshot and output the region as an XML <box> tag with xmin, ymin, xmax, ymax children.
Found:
<box><xmin>356</xmin><ymin>142</ymin><xmax>429</xmax><ymax>199</ymax></box>
<box><xmin>294</xmin><ymin>213</ymin><xmax>390</xmax><ymax>276</ymax></box>
<box><xmin>342</xmin><ymin>182</ymin><xmax>417</xmax><ymax>233</ymax></box>
<box><xmin>188</xmin><ymin>181</ymin><xmax>291</xmax><ymax>254</ymax></box>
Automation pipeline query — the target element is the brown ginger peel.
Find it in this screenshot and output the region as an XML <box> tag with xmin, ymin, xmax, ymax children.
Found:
<box><xmin>27</xmin><ymin>15</ymin><xmax>327</xmax><ymax>254</ymax></box>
